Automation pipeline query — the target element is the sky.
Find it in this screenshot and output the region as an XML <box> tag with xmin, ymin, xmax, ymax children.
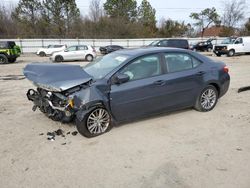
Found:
<box><xmin>2</xmin><ymin>0</ymin><xmax>250</xmax><ymax>25</ymax></box>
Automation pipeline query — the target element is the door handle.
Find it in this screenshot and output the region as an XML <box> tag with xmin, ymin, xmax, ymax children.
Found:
<box><xmin>154</xmin><ymin>80</ymin><xmax>166</xmax><ymax>86</ymax></box>
<box><xmin>196</xmin><ymin>71</ymin><xmax>205</xmax><ymax>76</ymax></box>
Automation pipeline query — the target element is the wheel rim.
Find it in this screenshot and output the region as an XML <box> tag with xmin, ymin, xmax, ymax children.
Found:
<box><xmin>87</xmin><ymin>109</ymin><xmax>110</xmax><ymax>134</ymax></box>
<box><xmin>229</xmin><ymin>51</ymin><xmax>234</xmax><ymax>56</ymax></box>
<box><xmin>0</xmin><ymin>57</ymin><xmax>6</xmax><ymax>64</ymax></box>
<box><xmin>87</xmin><ymin>55</ymin><xmax>93</xmax><ymax>61</ymax></box>
<box><xmin>200</xmin><ymin>89</ymin><xmax>217</xmax><ymax>110</ymax></box>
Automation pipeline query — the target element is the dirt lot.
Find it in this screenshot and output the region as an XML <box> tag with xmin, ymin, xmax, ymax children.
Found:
<box><xmin>0</xmin><ymin>53</ymin><xmax>250</xmax><ymax>188</ymax></box>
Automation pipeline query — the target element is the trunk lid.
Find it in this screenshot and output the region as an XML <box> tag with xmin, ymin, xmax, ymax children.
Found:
<box><xmin>24</xmin><ymin>63</ymin><xmax>92</xmax><ymax>92</ymax></box>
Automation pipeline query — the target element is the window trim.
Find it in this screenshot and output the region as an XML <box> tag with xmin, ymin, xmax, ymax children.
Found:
<box><xmin>111</xmin><ymin>53</ymin><xmax>164</xmax><ymax>84</ymax></box>
<box><xmin>162</xmin><ymin>52</ymin><xmax>203</xmax><ymax>74</ymax></box>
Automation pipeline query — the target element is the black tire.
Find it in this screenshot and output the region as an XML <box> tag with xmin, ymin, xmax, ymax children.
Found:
<box><xmin>55</xmin><ymin>55</ymin><xmax>63</xmax><ymax>63</ymax></box>
<box><xmin>76</xmin><ymin>107</ymin><xmax>113</xmax><ymax>138</ymax></box>
<box><xmin>85</xmin><ymin>54</ymin><xmax>94</xmax><ymax>62</ymax></box>
<box><xmin>0</xmin><ymin>54</ymin><xmax>8</xmax><ymax>64</ymax></box>
<box><xmin>207</xmin><ymin>47</ymin><xmax>212</xmax><ymax>52</ymax></box>
<box><xmin>39</xmin><ymin>51</ymin><xmax>46</xmax><ymax>57</ymax></box>
<box><xmin>227</xmin><ymin>49</ymin><xmax>235</xmax><ymax>57</ymax></box>
<box><xmin>215</xmin><ymin>53</ymin><xmax>221</xmax><ymax>57</ymax></box>
<box><xmin>194</xmin><ymin>85</ymin><xmax>218</xmax><ymax>112</ymax></box>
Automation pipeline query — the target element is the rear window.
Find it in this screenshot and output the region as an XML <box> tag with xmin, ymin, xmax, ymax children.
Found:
<box><xmin>168</xmin><ymin>40</ymin><xmax>189</xmax><ymax>49</ymax></box>
<box><xmin>0</xmin><ymin>42</ymin><xmax>8</xmax><ymax>49</ymax></box>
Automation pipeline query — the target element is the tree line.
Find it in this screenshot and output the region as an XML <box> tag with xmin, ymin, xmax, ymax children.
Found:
<box><xmin>0</xmin><ymin>0</ymin><xmax>250</xmax><ymax>39</ymax></box>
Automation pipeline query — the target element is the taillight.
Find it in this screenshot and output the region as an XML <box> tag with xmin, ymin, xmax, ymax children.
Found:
<box><xmin>223</xmin><ymin>66</ymin><xmax>229</xmax><ymax>73</ymax></box>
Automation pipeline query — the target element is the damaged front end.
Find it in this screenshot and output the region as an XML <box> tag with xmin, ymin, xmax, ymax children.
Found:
<box><xmin>23</xmin><ymin>63</ymin><xmax>97</xmax><ymax>123</ymax></box>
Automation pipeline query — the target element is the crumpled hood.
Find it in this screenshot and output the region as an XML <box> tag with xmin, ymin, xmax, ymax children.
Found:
<box><xmin>23</xmin><ymin>63</ymin><xmax>92</xmax><ymax>92</ymax></box>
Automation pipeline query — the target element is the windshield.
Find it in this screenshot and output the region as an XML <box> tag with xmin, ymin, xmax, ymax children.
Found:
<box><xmin>148</xmin><ymin>40</ymin><xmax>160</xmax><ymax>46</ymax></box>
<box><xmin>83</xmin><ymin>53</ymin><xmax>130</xmax><ymax>79</ymax></box>
<box><xmin>221</xmin><ymin>38</ymin><xmax>235</xmax><ymax>44</ymax></box>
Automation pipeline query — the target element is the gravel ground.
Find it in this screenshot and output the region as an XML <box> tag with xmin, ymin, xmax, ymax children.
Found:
<box><xmin>0</xmin><ymin>53</ymin><xmax>250</xmax><ymax>188</ymax></box>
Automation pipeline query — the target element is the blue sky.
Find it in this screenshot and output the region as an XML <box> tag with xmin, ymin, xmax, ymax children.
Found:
<box><xmin>2</xmin><ymin>0</ymin><xmax>250</xmax><ymax>24</ymax></box>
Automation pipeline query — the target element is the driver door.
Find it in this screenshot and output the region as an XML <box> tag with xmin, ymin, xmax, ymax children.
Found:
<box><xmin>110</xmin><ymin>54</ymin><xmax>167</xmax><ymax>121</ymax></box>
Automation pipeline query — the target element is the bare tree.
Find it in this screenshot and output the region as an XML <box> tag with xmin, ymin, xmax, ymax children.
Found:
<box><xmin>222</xmin><ymin>0</ymin><xmax>247</xmax><ymax>28</ymax></box>
<box><xmin>89</xmin><ymin>0</ymin><xmax>103</xmax><ymax>22</ymax></box>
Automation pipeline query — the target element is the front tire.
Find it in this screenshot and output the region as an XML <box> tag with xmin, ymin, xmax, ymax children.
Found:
<box><xmin>76</xmin><ymin>107</ymin><xmax>113</xmax><ymax>138</ymax></box>
<box><xmin>227</xmin><ymin>49</ymin><xmax>235</xmax><ymax>57</ymax></box>
<box><xmin>195</xmin><ymin>85</ymin><xmax>218</xmax><ymax>112</ymax></box>
<box><xmin>39</xmin><ymin>51</ymin><xmax>46</xmax><ymax>57</ymax></box>
<box><xmin>0</xmin><ymin>54</ymin><xmax>8</xmax><ymax>64</ymax></box>
<box><xmin>55</xmin><ymin>55</ymin><xmax>63</xmax><ymax>62</ymax></box>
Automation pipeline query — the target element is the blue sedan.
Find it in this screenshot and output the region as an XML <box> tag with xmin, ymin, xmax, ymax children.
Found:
<box><xmin>24</xmin><ymin>47</ymin><xmax>230</xmax><ymax>137</ymax></box>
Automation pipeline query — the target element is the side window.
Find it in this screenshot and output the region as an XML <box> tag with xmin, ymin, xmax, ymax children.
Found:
<box><xmin>78</xmin><ymin>46</ymin><xmax>88</xmax><ymax>50</ymax></box>
<box><xmin>235</xmin><ymin>38</ymin><xmax>243</xmax><ymax>44</ymax></box>
<box><xmin>120</xmin><ymin>54</ymin><xmax>161</xmax><ymax>81</ymax></box>
<box><xmin>159</xmin><ymin>40</ymin><xmax>168</xmax><ymax>47</ymax></box>
<box><xmin>165</xmin><ymin>53</ymin><xmax>201</xmax><ymax>73</ymax></box>
<box><xmin>67</xmin><ymin>46</ymin><xmax>77</xmax><ymax>51</ymax></box>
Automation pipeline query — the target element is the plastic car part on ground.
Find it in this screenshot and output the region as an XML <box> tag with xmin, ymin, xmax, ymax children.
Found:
<box><xmin>238</xmin><ymin>86</ymin><xmax>250</xmax><ymax>93</ymax></box>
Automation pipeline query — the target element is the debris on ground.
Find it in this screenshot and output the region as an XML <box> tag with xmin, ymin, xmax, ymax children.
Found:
<box><xmin>72</xmin><ymin>131</ymin><xmax>78</xmax><ymax>136</ymax></box>
<box><xmin>0</xmin><ymin>75</ymin><xmax>26</xmax><ymax>81</ymax></box>
<box><xmin>41</xmin><ymin>129</ymin><xmax>78</xmax><ymax>141</ymax></box>
<box><xmin>238</xmin><ymin>86</ymin><xmax>250</xmax><ymax>93</ymax></box>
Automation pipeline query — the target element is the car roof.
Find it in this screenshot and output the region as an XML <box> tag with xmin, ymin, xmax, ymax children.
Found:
<box><xmin>114</xmin><ymin>47</ymin><xmax>190</xmax><ymax>56</ymax></box>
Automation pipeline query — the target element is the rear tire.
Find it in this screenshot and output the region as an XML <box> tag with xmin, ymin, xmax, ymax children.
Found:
<box><xmin>194</xmin><ymin>85</ymin><xmax>218</xmax><ymax>112</ymax></box>
<box><xmin>0</xmin><ymin>54</ymin><xmax>8</xmax><ymax>64</ymax></box>
<box><xmin>55</xmin><ymin>55</ymin><xmax>63</xmax><ymax>63</ymax></box>
<box><xmin>76</xmin><ymin>107</ymin><xmax>113</xmax><ymax>138</ymax></box>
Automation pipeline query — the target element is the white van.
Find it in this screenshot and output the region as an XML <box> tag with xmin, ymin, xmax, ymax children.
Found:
<box><xmin>213</xmin><ymin>36</ymin><xmax>250</xmax><ymax>57</ymax></box>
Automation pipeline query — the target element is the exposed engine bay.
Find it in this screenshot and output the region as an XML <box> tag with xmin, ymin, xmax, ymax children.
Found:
<box><xmin>27</xmin><ymin>88</ymin><xmax>75</xmax><ymax>122</ymax></box>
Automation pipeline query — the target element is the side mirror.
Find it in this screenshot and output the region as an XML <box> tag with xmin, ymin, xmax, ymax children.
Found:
<box><xmin>114</xmin><ymin>73</ymin><xmax>130</xmax><ymax>84</ymax></box>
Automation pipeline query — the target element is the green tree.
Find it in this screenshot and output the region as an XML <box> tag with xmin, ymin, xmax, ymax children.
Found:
<box><xmin>137</xmin><ymin>0</ymin><xmax>157</xmax><ymax>36</ymax></box>
<box><xmin>104</xmin><ymin>0</ymin><xmax>137</xmax><ymax>21</ymax></box>
<box><xmin>42</xmin><ymin>0</ymin><xmax>80</xmax><ymax>37</ymax></box>
<box><xmin>12</xmin><ymin>0</ymin><xmax>42</xmax><ymax>36</ymax></box>
<box><xmin>190</xmin><ymin>7</ymin><xmax>220</xmax><ymax>37</ymax></box>
<box><xmin>159</xmin><ymin>18</ymin><xmax>188</xmax><ymax>37</ymax></box>
<box><xmin>242</xmin><ymin>18</ymin><xmax>250</xmax><ymax>35</ymax></box>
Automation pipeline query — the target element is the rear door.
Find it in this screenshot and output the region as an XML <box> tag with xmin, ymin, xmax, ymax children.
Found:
<box><xmin>75</xmin><ymin>45</ymin><xmax>87</xmax><ymax>60</ymax></box>
<box><xmin>161</xmin><ymin>52</ymin><xmax>204</xmax><ymax>108</ymax></box>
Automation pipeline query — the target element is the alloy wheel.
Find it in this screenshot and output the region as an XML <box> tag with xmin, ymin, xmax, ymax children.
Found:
<box><xmin>87</xmin><ymin>108</ymin><xmax>110</xmax><ymax>134</ymax></box>
<box><xmin>200</xmin><ymin>88</ymin><xmax>217</xmax><ymax>110</ymax></box>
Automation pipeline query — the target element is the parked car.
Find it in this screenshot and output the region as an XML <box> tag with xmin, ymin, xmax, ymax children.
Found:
<box><xmin>99</xmin><ymin>45</ymin><xmax>124</xmax><ymax>54</ymax></box>
<box><xmin>50</xmin><ymin>45</ymin><xmax>97</xmax><ymax>62</ymax></box>
<box><xmin>24</xmin><ymin>47</ymin><xmax>230</xmax><ymax>138</ymax></box>
<box><xmin>148</xmin><ymin>39</ymin><xmax>189</xmax><ymax>49</ymax></box>
<box><xmin>214</xmin><ymin>36</ymin><xmax>250</xmax><ymax>57</ymax></box>
<box><xmin>190</xmin><ymin>39</ymin><xmax>215</xmax><ymax>52</ymax></box>
<box><xmin>0</xmin><ymin>41</ymin><xmax>21</xmax><ymax>64</ymax></box>
<box><xmin>36</xmin><ymin>44</ymin><xmax>66</xmax><ymax>57</ymax></box>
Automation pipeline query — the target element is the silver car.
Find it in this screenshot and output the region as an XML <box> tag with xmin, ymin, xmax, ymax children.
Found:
<box><xmin>50</xmin><ymin>45</ymin><xmax>97</xmax><ymax>62</ymax></box>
